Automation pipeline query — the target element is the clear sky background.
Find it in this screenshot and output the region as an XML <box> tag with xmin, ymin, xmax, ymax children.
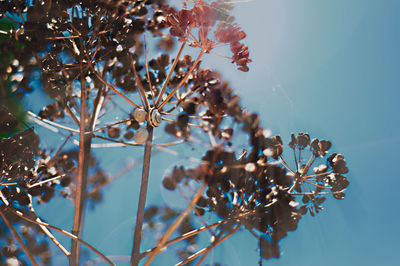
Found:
<box><xmin>28</xmin><ymin>0</ymin><xmax>400</xmax><ymax>265</ymax></box>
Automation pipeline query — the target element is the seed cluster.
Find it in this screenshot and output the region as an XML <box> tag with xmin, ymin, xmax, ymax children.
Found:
<box><xmin>166</xmin><ymin>0</ymin><xmax>251</xmax><ymax>71</ymax></box>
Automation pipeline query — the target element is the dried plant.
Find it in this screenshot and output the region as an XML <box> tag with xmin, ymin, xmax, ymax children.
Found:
<box><xmin>0</xmin><ymin>1</ymin><xmax>349</xmax><ymax>265</ymax></box>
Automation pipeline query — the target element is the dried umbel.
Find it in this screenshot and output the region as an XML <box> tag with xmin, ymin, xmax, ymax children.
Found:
<box><xmin>166</xmin><ymin>0</ymin><xmax>251</xmax><ymax>71</ymax></box>
<box><xmin>161</xmin><ymin>99</ymin><xmax>350</xmax><ymax>263</ymax></box>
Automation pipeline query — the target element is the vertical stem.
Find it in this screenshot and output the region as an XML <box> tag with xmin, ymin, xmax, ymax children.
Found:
<box><xmin>130</xmin><ymin>126</ymin><xmax>154</xmax><ymax>266</ymax></box>
<box><xmin>0</xmin><ymin>208</ymin><xmax>38</xmax><ymax>266</ymax></box>
<box><xmin>70</xmin><ymin>70</ymin><xmax>92</xmax><ymax>265</ymax></box>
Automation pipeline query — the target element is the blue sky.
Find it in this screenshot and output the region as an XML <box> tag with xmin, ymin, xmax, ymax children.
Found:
<box><xmin>218</xmin><ymin>0</ymin><xmax>400</xmax><ymax>265</ymax></box>
<box><xmin>28</xmin><ymin>0</ymin><xmax>400</xmax><ymax>265</ymax></box>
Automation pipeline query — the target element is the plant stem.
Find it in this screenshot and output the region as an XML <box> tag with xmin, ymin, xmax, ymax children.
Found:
<box><xmin>144</xmin><ymin>182</ymin><xmax>206</xmax><ymax>265</ymax></box>
<box><xmin>28</xmin><ymin>201</ymin><xmax>70</xmax><ymax>257</ymax></box>
<box><xmin>0</xmin><ymin>208</ymin><xmax>38</xmax><ymax>266</ymax></box>
<box><xmin>155</xmin><ymin>28</ymin><xmax>192</xmax><ymax>107</ymax></box>
<box><xmin>176</xmin><ymin>223</ymin><xmax>241</xmax><ymax>266</ymax></box>
<box><xmin>158</xmin><ymin>49</ymin><xmax>206</xmax><ymax>110</ymax></box>
<box><xmin>70</xmin><ymin>68</ymin><xmax>92</xmax><ymax>266</ymax></box>
<box><xmin>130</xmin><ymin>126</ymin><xmax>154</xmax><ymax>266</ymax></box>
<box><xmin>4</xmin><ymin>205</ymin><xmax>114</xmax><ymax>265</ymax></box>
<box><xmin>94</xmin><ymin>71</ymin><xmax>140</xmax><ymax>109</ymax></box>
<box><xmin>140</xmin><ymin>219</ymin><xmax>226</xmax><ymax>259</ymax></box>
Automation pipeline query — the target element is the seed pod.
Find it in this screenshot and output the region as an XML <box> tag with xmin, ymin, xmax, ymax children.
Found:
<box><xmin>134</xmin><ymin>127</ymin><xmax>149</xmax><ymax>144</ymax></box>
<box><xmin>133</xmin><ymin>108</ymin><xmax>147</xmax><ymax>123</ymax></box>
<box><xmin>148</xmin><ymin>108</ymin><xmax>161</xmax><ymax>127</ymax></box>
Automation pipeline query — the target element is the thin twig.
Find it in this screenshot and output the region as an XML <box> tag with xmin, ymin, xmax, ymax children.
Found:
<box><xmin>0</xmin><ymin>208</ymin><xmax>38</xmax><ymax>266</ymax></box>
<box><xmin>28</xmin><ymin>201</ymin><xmax>70</xmax><ymax>257</ymax></box>
<box><xmin>129</xmin><ymin>53</ymin><xmax>150</xmax><ymax>110</ymax></box>
<box><xmin>27</xmin><ymin>111</ymin><xmax>80</xmax><ymax>133</ymax></box>
<box><xmin>94</xmin><ymin>71</ymin><xmax>140</xmax><ymax>108</ymax></box>
<box><xmin>144</xmin><ymin>182</ymin><xmax>206</xmax><ymax>265</ymax></box>
<box><xmin>196</xmin><ymin>223</ymin><xmax>242</xmax><ymax>265</ymax></box>
<box><xmin>176</xmin><ymin>223</ymin><xmax>241</xmax><ymax>266</ymax></box>
<box><xmin>4</xmin><ymin>205</ymin><xmax>115</xmax><ymax>265</ymax></box>
<box><xmin>140</xmin><ymin>219</ymin><xmax>226</xmax><ymax>259</ymax></box>
<box><xmin>159</xmin><ymin>49</ymin><xmax>206</xmax><ymax>110</ymax></box>
<box><xmin>143</xmin><ymin>36</ymin><xmax>156</xmax><ymax>104</ymax></box>
<box><xmin>279</xmin><ymin>155</ymin><xmax>295</xmax><ymax>175</ymax></box>
<box><xmin>155</xmin><ymin>28</ymin><xmax>192</xmax><ymax>107</ymax></box>
<box><xmin>28</xmin><ymin>175</ymin><xmax>65</xmax><ymax>188</ymax></box>
<box><xmin>94</xmin><ymin>118</ymin><xmax>131</xmax><ymax>132</ymax></box>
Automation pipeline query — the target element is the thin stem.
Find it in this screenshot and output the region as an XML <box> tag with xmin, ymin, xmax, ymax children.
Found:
<box><xmin>47</xmin><ymin>134</ymin><xmax>73</xmax><ymax>167</ymax></box>
<box><xmin>298</xmin><ymin>149</ymin><xmax>302</xmax><ymax>169</ymax></box>
<box><xmin>94</xmin><ymin>71</ymin><xmax>140</xmax><ymax>108</ymax></box>
<box><xmin>162</xmin><ymin>112</ymin><xmax>227</xmax><ymax>120</ymax></box>
<box><xmin>0</xmin><ymin>208</ymin><xmax>38</xmax><ymax>266</ymax></box>
<box><xmin>155</xmin><ymin>28</ymin><xmax>192</xmax><ymax>107</ymax></box>
<box><xmin>159</xmin><ymin>49</ymin><xmax>206</xmax><ymax>110</ymax></box>
<box><xmin>93</xmin><ymin>118</ymin><xmax>131</xmax><ymax>132</ymax></box>
<box><xmin>28</xmin><ymin>201</ymin><xmax>70</xmax><ymax>257</ymax></box>
<box><xmin>4</xmin><ymin>206</ymin><xmax>114</xmax><ymax>265</ymax></box>
<box><xmin>129</xmin><ymin>53</ymin><xmax>150</xmax><ymax>110</ymax></box>
<box><xmin>65</xmin><ymin>103</ymin><xmax>82</xmax><ymax>126</ymax></box>
<box><xmin>293</xmin><ymin>149</ymin><xmax>298</xmax><ymax>171</ymax></box>
<box><xmin>165</xmin><ymin>86</ymin><xmax>201</xmax><ymax>113</ymax></box>
<box><xmin>93</xmin><ymin>134</ymin><xmax>143</xmax><ymax>146</ymax></box>
<box><xmin>28</xmin><ymin>175</ymin><xmax>65</xmax><ymax>188</ymax></box>
<box><xmin>302</xmin><ymin>171</ymin><xmax>333</xmax><ymax>180</ymax></box>
<box><xmin>304</xmin><ymin>180</ymin><xmax>331</xmax><ymax>190</ymax></box>
<box><xmin>291</xmin><ymin>191</ymin><xmax>344</xmax><ymax>196</ymax></box>
<box><xmin>279</xmin><ymin>155</ymin><xmax>295</xmax><ymax>175</ymax></box>
<box><xmin>27</xmin><ymin>111</ymin><xmax>80</xmax><ymax>133</ymax></box>
<box><xmin>176</xmin><ymin>224</ymin><xmax>241</xmax><ymax>266</ymax></box>
<box><xmin>144</xmin><ymin>182</ymin><xmax>206</xmax><ymax>265</ymax></box>
<box><xmin>302</xmin><ymin>154</ymin><xmax>316</xmax><ymax>177</ymax></box>
<box><xmin>176</xmin><ymin>186</ymin><xmax>211</xmax><ymax>235</ymax></box>
<box><xmin>130</xmin><ymin>126</ymin><xmax>154</xmax><ymax>266</ymax></box>
<box><xmin>196</xmin><ymin>224</ymin><xmax>241</xmax><ymax>265</ymax></box>
<box><xmin>70</xmin><ymin>62</ymin><xmax>92</xmax><ymax>266</ymax></box>
<box><xmin>300</xmin><ymin>182</ymin><xmax>313</xmax><ymax>201</ymax></box>
<box><xmin>161</xmin><ymin>117</ymin><xmax>202</xmax><ymax>128</ymax></box>
<box><xmin>140</xmin><ymin>219</ymin><xmax>226</xmax><ymax>259</ymax></box>
<box><xmin>143</xmin><ymin>36</ymin><xmax>156</xmax><ymax>104</ymax></box>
